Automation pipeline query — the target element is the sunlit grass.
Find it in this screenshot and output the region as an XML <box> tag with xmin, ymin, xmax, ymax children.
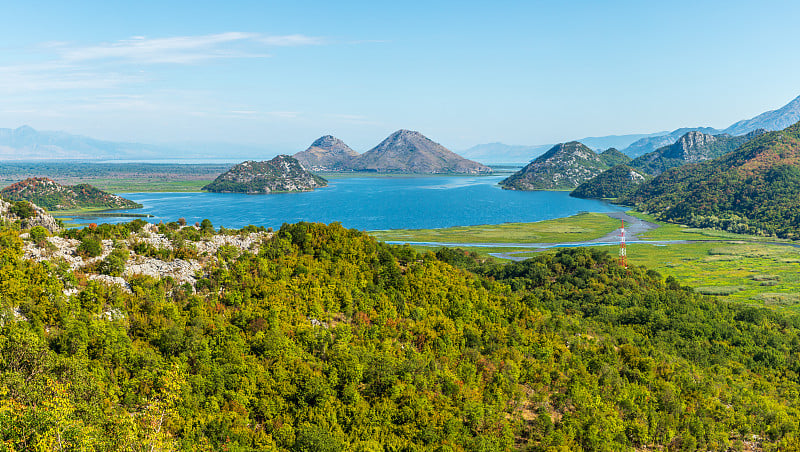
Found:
<box><xmin>370</xmin><ymin>212</ymin><xmax>620</xmax><ymax>244</ymax></box>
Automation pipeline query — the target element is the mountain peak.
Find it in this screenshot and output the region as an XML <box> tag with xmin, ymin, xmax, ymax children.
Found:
<box><xmin>309</xmin><ymin>135</ymin><xmax>347</xmax><ymax>149</ymax></box>
<box><xmin>353</xmin><ymin>130</ymin><xmax>491</xmax><ymax>174</ymax></box>
<box><xmin>724</xmin><ymin>94</ymin><xmax>800</xmax><ymax>136</ymax></box>
<box><xmin>501</xmin><ymin>141</ymin><xmax>609</xmax><ymax>190</ymax></box>
<box><xmin>14</xmin><ymin>125</ymin><xmax>36</xmax><ymax>134</ymax></box>
<box><xmin>294</xmin><ymin>135</ymin><xmax>359</xmax><ymax>171</ymax></box>
<box><xmin>386</xmin><ymin>129</ymin><xmax>427</xmax><ymax>142</ymax></box>
<box><xmin>675</xmin><ymin>130</ymin><xmax>717</xmax><ymax>151</ymax></box>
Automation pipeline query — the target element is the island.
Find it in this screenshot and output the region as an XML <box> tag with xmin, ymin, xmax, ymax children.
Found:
<box><xmin>202</xmin><ymin>155</ymin><xmax>328</xmax><ymax>193</ymax></box>
<box><xmin>0</xmin><ymin>177</ymin><xmax>141</xmax><ymax>211</ymax></box>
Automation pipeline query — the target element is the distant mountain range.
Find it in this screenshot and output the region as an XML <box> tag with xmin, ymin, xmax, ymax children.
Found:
<box><xmin>0</xmin><ymin>126</ymin><xmax>169</xmax><ymax>160</ymax></box>
<box><xmin>466</xmin><ymin>94</ymin><xmax>800</xmax><ymax>163</ymax></box>
<box><xmin>2</xmin><ymin>94</ymin><xmax>798</xmax><ymax>165</ymax></box>
<box><xmin>294</xmin><ymin>130</ymin><xmax>491</xmax><ymax>174</ymax></box>
<box><xmin>460</xmin><ymin>133</ymin><xmax>664</xmax><ymax>163</ymax></box>
<box><xmin>0</xmin><ymin>126</ymin><xmax>282</xmax><ymax>161</ymax></box>
<box><xmin>621</xmin><ymin>95</ymin><xmax>800</xmax><ymax>157</ymax></box>
<box><xmin>459</xmin><ymin>143</ymin><xmax>552</xmax><ymax>163</ymax></box>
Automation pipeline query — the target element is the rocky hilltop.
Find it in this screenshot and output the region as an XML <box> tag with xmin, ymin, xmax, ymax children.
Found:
<box><xmin>293</xmin><ymin>135</ymin><xmax>360</xmax><ymax>171</ymax></box>
<box><xmin>624</xmin><ymin>121</ymin><xmax>800</xmax><ymax>238</ymax></box>
<box><xmin>570</xmin><ymin>164</ymin><xmax>648</xmax><ymax>200</ymax></box>
<box><xmin>202</xmin><ymin>155</ymin><xmax>327</xmax><ymax>194</ymax></box>
<box><xmin>0</xmin><ymin>177</ymin><xmax>141</xmax><ymax>211</ymax></box>
<box><xmin>622</xmin><ymin>127</ymin><xmax>720</xmax><ymax>158</ymax></box>
<box><xmin>0</xmin><ymin>198</ymin><xmax>61</xmax><ymax>232</ymax></box>
<box><xmin>630</xmin><ymin>129</ymin><xmax>766</xmax><ymax>175</ymax></box>
<box><xmin>500</xmin><ymin>141</ymin><xmax>609</xmax><ymax>190</ymax></box>
<box><xmin>351</xmin><ymin>130</ymin><xmax>492</xmax><ymax>174</ymax></box>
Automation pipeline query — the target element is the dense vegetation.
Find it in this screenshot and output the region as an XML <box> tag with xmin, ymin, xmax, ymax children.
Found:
<box><xmin>203</xmin><ymin>156</ymin><xmax>328</xmax><ymax>194</ymax></box>
<box><xmin>570</xmin><ymin>164</ymin><xmax>648</xmax><ymax>200</ymax></box>
<box><xmin>572</xmin><ymin>130</ymin><xmax>768</xmax><ymax>201</ymax></box>
<box><xmin>597</xmin><ymin>148</ymin><xmax>630</xmax><ymax>167</ymax></box>
<box><xmin>2</xmin><ymin>220</ymin><xmax>800</xmax><ymax>450</ymax></box>
<box><xmin>0</xmin><ymin>177</ymin><xmax>141</xmax><ymax>211</ymax></box>
<box><xmin>629</xmin><ymin>130</ymin><xmax>765</xmax><ymax>176</ymax></box>
<box><xmin>500</xmin><ymin>142</ymin><xmax>610</xmax><ymax>190</ymax></box>
<box><xmin>625</xmin><ymin>121</ymin><xmax>800</xmax><ymax>239</ymax></box>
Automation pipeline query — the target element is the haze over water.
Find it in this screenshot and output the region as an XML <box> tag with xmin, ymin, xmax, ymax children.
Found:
<box><xmin>76</xmin><ymin>175</ymin><xmax>622</xmax><ymax>230</ymax></box>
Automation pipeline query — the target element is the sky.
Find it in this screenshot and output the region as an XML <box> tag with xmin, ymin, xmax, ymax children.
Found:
<box><xmin>2</xmin><ymin>0</ymin><xmax>799</xmax><ymax>154</ymax></box>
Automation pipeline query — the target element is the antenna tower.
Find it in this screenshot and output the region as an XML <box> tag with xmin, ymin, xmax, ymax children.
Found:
<box><xmin>618</xmin><ymin>219</ymin><xmax>627</xmax><ymax>268</ymax></box>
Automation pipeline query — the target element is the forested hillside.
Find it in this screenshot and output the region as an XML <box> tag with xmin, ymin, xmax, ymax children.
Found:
<box><xmin>1</xmin><ymin>177</ymin><xmax>141</xmax><ymax>211</ymax></box>
<box><xmin>625</xmin><ymin>121</ymin><xmax>800</xmax><ymax>238</ymax></box>
<box><xmin>570</xmin><ymin>164</ymin><xmax>648</xmax><ymax>200</ymax></box>
<box><xmin>2</xmin><ymin>221</ymin><xmax>800</xmax><ymax>450</ymax></box>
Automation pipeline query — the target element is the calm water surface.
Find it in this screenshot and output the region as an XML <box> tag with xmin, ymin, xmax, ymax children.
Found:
<box><xmin>70</xmin><ymin>175</ymin><xmax>622</xmax><ymax>230</ymax></box>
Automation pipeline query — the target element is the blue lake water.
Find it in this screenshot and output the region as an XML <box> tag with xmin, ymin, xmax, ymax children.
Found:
<box><xmin>68</xmin><ymin>175</ymin><xmax>623</xmax><ymax>230</ymax></box>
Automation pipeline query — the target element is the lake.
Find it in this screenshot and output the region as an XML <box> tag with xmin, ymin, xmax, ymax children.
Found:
<box><xmin>67</xmin><ymin>175</ymin><xmax>623</xmax><ymax>230</ymax></box>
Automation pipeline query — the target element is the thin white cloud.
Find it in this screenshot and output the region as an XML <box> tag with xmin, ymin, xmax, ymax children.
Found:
<box><xmin>0</xmin><ymin>32</ymin><xmax>327</xmax><ymax>94</ymax></box>
<box><xmin>58</xmin><ymin>32</ymin><xmax>323</xmax><ymax>64</ymax></box>
<box><xmin>258</xmin><ymin>34</ymin><xmax>326</xmax><ymax>46</ymax></box>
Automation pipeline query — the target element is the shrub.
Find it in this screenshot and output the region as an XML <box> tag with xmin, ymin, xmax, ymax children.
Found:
<box><xmin>9</xmin><ymin>201</ymin><xmax>35</xmax><ymax>219</ymax></box>
<box><xmin>200</xmin><ymin>219</ymin><xmax>214</xmax><ymax>233</ymax></box>
<box><xmin>29</xmin><ymin>226</ymin><xmax>49</xmax><ymax>243</ymax></box>
<box><xmin>98</xmin><ymin>248</ymin><xmax>128</xmax><ymax>277</ymax></box>
<box><xmin>77</xmin><ymin>236</ymin><xmax>103</xmax><ymax>258</ymax></box>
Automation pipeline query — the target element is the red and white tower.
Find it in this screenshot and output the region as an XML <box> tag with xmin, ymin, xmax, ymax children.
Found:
<box><xmin>618</xmin><ymin>219</ymin><xmax>627</xmax><ymax>268</ymax></box>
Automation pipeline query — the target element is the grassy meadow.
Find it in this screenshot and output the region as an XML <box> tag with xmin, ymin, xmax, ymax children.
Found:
<box><xmin>370</xmin><ymin>211</ymin><xmax>621</xmax><ymax>244</ymax></box>
<box><xmin>89</xmin><ymin>178</ymin><xmax>211</xmax><ymax>193</ymax></box>
<box><xmin>371</xmin><ymin>211</ymin><xmax>800</xmax><ymax>313</ymax></box>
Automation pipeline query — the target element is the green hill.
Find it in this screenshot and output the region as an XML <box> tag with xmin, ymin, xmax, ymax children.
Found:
<box><xmin>203</xmin><ymin>155</ymin><xmax>327</xmax><ymax>193</ymax></box>
<box><xmin>570</xmin><ymin>164</ymin><xmax>649</xmax><ymax>199</ymax></box>
<box><xmin>598</xmin><ymin>147</ymin><xmax>631</xmax><ymax>167</ymax></box>
<box><xmin>2</xmin><ymin>221</ymin><xmax>800</xmax><ymax>450</ymax></box>
<box><xmin>0</xmin><ymin>177</ymin><xmax>141</xmax><ymax>211</ymax></box>
<box><xmin>625</xmin><ymin>121</ymin><xmax>800</xmax><ymax>238</ymax></box>
<box><xmin>500</xmin><ymin>141</ymin><xmax>609</xmax><ymax>190</ymax></box>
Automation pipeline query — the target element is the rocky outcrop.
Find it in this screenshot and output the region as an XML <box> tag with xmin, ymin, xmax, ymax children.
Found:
<box><xmin>203</xmin><ymin>155</ymin><xmax>327</xmax><ymax>193</ymax></box>
<box><xmin>0</xmin><ymin>198</ymin><xmax>62</xmax><ymax>232</ymax></box>
<box><xmin>293</xmin><ymin>135</ymin><xmax>360</xmax><ymax>171</ymax></box>
<box><xmin>22</xmin><ymin>226</ymin><xmax>270</xmax><ymax>291</ymax></box>
<box><xmin>630</xmin><ymin>129</ymin><xmax>767</xmax><ymax>175</ymax></box>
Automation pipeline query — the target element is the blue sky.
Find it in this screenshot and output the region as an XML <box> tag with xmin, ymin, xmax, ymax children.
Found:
<box><xmin>2</xmin><ymin>0</ymin><xmax>799</xmax><ymax>153</ymax></box>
